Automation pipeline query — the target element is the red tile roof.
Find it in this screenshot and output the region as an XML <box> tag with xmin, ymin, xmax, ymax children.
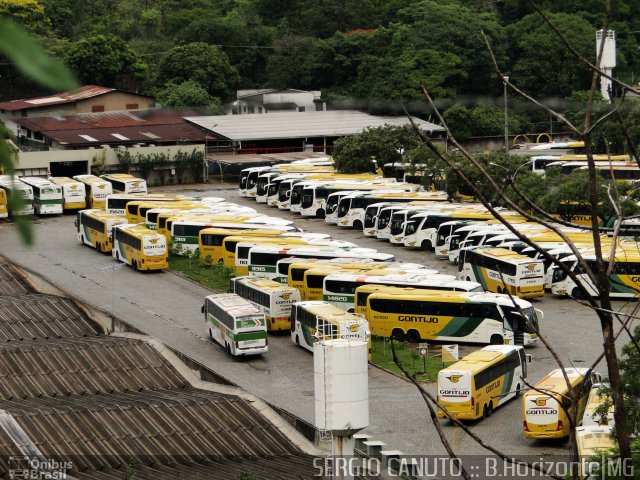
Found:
<box><xmin>0</xmin><ymin>85</ymin><xmax>153</xmax><ymax>111</ymax></box>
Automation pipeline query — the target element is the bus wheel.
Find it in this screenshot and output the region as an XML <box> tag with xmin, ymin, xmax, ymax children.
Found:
<box><xmin>96</xmin><ymin>242</ymin><xmax>101</xmax><ymax>253</ymax></box>
<box><xmin>572</xmin><ymin>287</ymin><xmax>586</xmax><ymax>300</ymax></box>
<box><xmin>209</xmin><ymin>328</ymin><xmax>213</xmax><ymax>340</ymax></box>
<box><xmin>391</xmin><ymin>329</ymin><xmax>405</xmax><ymax>341</ymax></box>
<box><xmin>407</xmin><ymin>329</ymin><xmax>421</xmax><ymax>343</ymax></box>
<box><xmin>421</xmin><ymin>240</ymin><xmax>432</xmax><ymax>251</ymax></box>
<box><xmin>488</xmin><ymin>402</ymin><xmax>494</xmax><ymax>416</ymax></box>
<box><xmin>482</xmin><ymin>405</ymin><xmax>488</xmax><ymax>419</ymax></box>
<box><xmin>132</xmin><ymin>260</ymin><xmax>138</xmax><ymax>271</ymax></box>
<box><xmin>353</xmin><ymin>220</ymin><xmax>362</xmax><ymax>230</ymax></box>
<box><xmin>316</xmin><ymin>209</ymin><xmax>325</xmax><ymax>219</ymax></box>
<box><xmin>515</xmin><ymin>384</ymin><xmax>521</xmax><ymax>398</ymax></box>
<box><xmin>490</xmin><ymin>334</ymin><xmax>503</xmax><ymax>345</ymax></box>
<box><xmin>295</xmin><ymin>335</ymin><xmax>300</xmax><ymax>345</ymax></box>
<box><xmin>226</xmin><ymin>343</ymin><xmax>231</xmax><ymax>355</ymax></box>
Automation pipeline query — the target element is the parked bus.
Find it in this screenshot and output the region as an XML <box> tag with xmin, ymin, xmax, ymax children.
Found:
<box><xmin>458</xmin><ymin>247</ymin><xmax>545</xmax><ymax>299</ymax></box>
<box><xmin>437</xmin><ymin>345</ymin><xmax>531</xmax><ymax>420</ymax></box>
<box><xmin>582</xmin><ymin>383</ymin><xmax>614</xmax><ymax>427</ymax></box>
<box><xmin>112</xmin><ymin>223</ymin><xmax>168</xmax><ymax>271</ymax></box>
<box><xmin>337</xmin><ymin>191</ymin><xmax>449</xmax><ymax>230</ymax></box>
<box><xmin>323</xmin><ymin>272</ymin><xmax>481</xmax><ymax>312</ymax></box>
<box><xmin>522</xmin><ymin>368</ymin><xmax>600</xmax><ymax>439</ymax></box>
<box><xmin>18</xmin><ymin>177</ymin><xmax>62</xmax><ymax>215</ymax></box>
<box><xmin>100</xmin><ymin>173</ymin><xmax>147</xmax><ymax>194</ymax></box>
<box><xmin>0</xmin><ymin>188</ymin><xmax>7</xmax><ymax>218</ymax></box>
<box><xmin>239</xmin><ymin>166</ymin><xmax>272</xmax><ymax>197</ymax></box>
<box><xmin>290</xmin><ymin>301</ymin><xmax>369</xmax><ymax>353</ymax></box>
<box><xmin>171</xmin><ymin>216</ymin><xmax>296</xmax><ymax>255</ymax></box>
<box><xmin>199</xmin><ymin>228</ymin><xmax>330</xmax><ymax>264</ymax></box>
<box><xmin>73</xmin><ymin>174</ymin><xmax>112</xmax><ymax>209</ymax></box>
<box><xmin>49</xmin><ymin>176</ymin><xmax>86</xmax><ymax>210</ymax></box>
<box><xmin>575</xmin><ymin>425</ymin><xmax>617</xmax><ymax>479</ymax></box>
<box><xmin>105</xmin><ymin>192</ymin><xmax>191</xmax><ymax>216</ymax></box>
<box><xmin>230</xmin><ymin>276</ymin><xmax>300</xmax><ymax>331</ymax></box>
<box><xmin>202</xmin><ymin>293</ymin><xmax>268</xmax><ymax>356</ymax></box>
<box><xmin>550</xmin><ymin>246</ymin><xmax>640</xmax><ymax>299</ymax></box>
<box><xmin>363</xmin><ymin>289</ymin><xmax>541</xmax><ymax>345</ymax></box>
<box><xmin>248</xmin><ymin>245</ymin><xmax>395</xmax><ymax>283</ymax></box>
<box><xmin>125</xmin><ymin>199</ymin><xmax>199</xmax><ymax>224</ymax></box>
<box><xmin>230</xmin><ymin>238</ymin><xmax>356</xmax><ymax>275</ymax></box>
<box><xmin>0</xmin><ymin>176</ymin><xmax>34</xmax><ymax>215</ymax></box>
<box><xmin>76</xmin><ymin>209</ymin><xmax>127</xmax><ymax>253</ymax></box>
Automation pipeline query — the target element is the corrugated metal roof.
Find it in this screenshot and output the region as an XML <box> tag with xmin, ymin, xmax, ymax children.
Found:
<box><xmin>0</xmin><ymin>86</ymin><xmax>116</xmax><ymax>111</ymax></box>
<box><xmin>0</xmin><ymin>260</ymin><xmax>320</xmax><ymax>479</ymax></box>
<box><xmin>0</xmin><ymin>262</ymin><xmax>33</xmax><ymax>296</ymax></box>
<box><xmin>186</xmin><ymin>110</ymin><xmax>445</xmax><ymax>141</ymax></box>
<box><xmin>0</xmin><ymin>294</ymin><xmax>101</xmax><ymax>341</ymax></box>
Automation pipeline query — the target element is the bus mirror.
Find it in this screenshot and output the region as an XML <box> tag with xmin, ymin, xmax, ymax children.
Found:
<box><xmin>201</xmin><ymin>304</ymin><xmax>205</xmax><ymax>314</ymax></box>
<box><xmin>526</xmin><ymin>354</ymin><xmax>532</xmax><ymax>364</ymax></box>
<box><xmin>535</xmin><ymin>308</ymin><xmax>544</xmax><ymax>321</ymax></box>
<box><xmin>592</xmin><ymin>372</ymin><xmax>602</xmax><ymax>384</ymax></box>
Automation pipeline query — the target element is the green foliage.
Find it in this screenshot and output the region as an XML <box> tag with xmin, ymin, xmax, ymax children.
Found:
<box><xmin>265</xmin><ymin>35</ymin><xmax>318</xmax><ymax>89</ymax></box>
<box><xmin>64</xmin><ymin>34</ymin><xmax>146</xmax><ymax>87</ymax></box>
<box><xmin>443</xmin><ymin>103</ymin><xmax>526</xmax><ymax>140</ymax></box>
<box><xmin>156</xmin><ymin>80</ymin><xmax>221</xmax><ymax>109</ymax></box>
<box><xmin>0</xmin><ymin>0</ymin><xmax>51</xmax><ymax>35</ymax></box>
<box><xmin>332</xmin><ymin>125</ymin><xmax>425</xmax><ymax>173</ymax></box>
<box><xmin>114</xmin><ymin>148</ymin><xmax>205</xmax><ymax>184</ymax></box>
<box><xmin>370</xmin><ymin>336</ymin><xmax>442</xmax><ymax>382</ymax></box>
<box><xmin>156</xmin><ymin>42</ymin><xmax>240</xmax><ymax>101</ymax></box>
<box><xmin>169</xmin><ymin>255</ymin><xmax>234</xmax><ymax>293</ymax></box>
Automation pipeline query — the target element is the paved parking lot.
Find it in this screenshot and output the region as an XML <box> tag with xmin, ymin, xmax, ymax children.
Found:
<box><xmin>0</xmin><ymin>180</ymin><xmax>630</xmax><ymax>464</ymax></box>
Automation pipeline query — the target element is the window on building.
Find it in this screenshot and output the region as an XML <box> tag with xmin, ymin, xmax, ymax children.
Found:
<box><xmin>126</xmin><ymin>103</ymin><xmax>139</xmax><ymax>110</ymax></box>
<box><xmin>92</xmin><ymin>105</ymin><xmax>105</xmax><ymax>113</ymax></box>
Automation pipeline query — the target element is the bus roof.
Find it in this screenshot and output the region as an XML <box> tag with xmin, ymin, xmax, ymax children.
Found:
<box><xmin>441</xmin><ymin>345</ymin><xmax>523</xmax><ymax>375</ymax></box>
<box><xmin>366</xmin><ymin>288</ymin><xmax>533</xmax><ymax>308</ymax></box>
<box><xmin>81</xmin><ymin>209</ymin><xmax>127</xmax><ymax>220</ymax></box>
<box><xmin>294</xmin><ymin>300</ymin><xmax>363</xmax><ymax>320</ymax></box>
<box><xmin>232</xmin><ymin>276</ymin><xmax>297</xmax><ymax>291</ymax></box>
<box><xmin>206</xmin><ymin>293</ymin><xmax>262</xmax><ymax>316</ymax></box>
<box><xmin>49</xmin><ymin>176</ymin><xmax>84</xmax><ymax>185</ymax></box>
<box><xmin>526</xmin><ymin>368</ymin><xmax>589</xmax><ymax>396</ymax></box>
<box><xmin>73</xmin><ymin>175</ymin><xmax>111</xmax><ymax>185</ymax></box>
<box><xmin>470</xmin><ymin>247</ymin><xmax>546</xmax><ymax>264</ymax></box>
<box><xmin>116</xmin><ymin>223</ymin><xmax>165</xmax><ymax>238</ymax></box>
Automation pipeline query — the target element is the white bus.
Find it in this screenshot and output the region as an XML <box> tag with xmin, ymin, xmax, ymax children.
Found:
<box><xmin>100</xmin><ymin>173</ymin><xmax>148</xmax><ymax>194</ymax></box>
<box><xmin>337</xmin><ymin>192</ymin><xmax>448</xmax><ymax>230</ymax></box>
<box><xmin>247</xmin><ymin>245</ymin><xmax>395</xmax><ymax>283</ymax></box>
<box><xmin>230</xmin><ymin>276</ymin><xmax>301</xmax><ymax>331</ymax></box>
<box><xmin>202</xmin><ymin>293</ymin><xmax>268</xmax><ymax>356</ymax></box>
<box><xmin>375</xmin><ymin>205</ymin><xmax>435</xmax><ymax>241</ymax></box>
<box><xmin>73</xmin><ymin>174</ymin><xmax>113</xmax><ymax>209</ymax></box>
<box><xmin>18</xmin><ymin>177</ymin><xmax>63</xmax><ymax>215</ymax></box>
<box><xmin>290</xmin><ymin>301</ymin><xmax>369</xmax><ymax>353</ymax></box>
<box><xmin>458</xmin><ymin>247</ymin><xmax>545</xmax><ymax>298</ymax></box>
<box><xmin>239</xmin><ymin>166</ymin><xmax>273</xmax><ymax>197</ymax></box>
<box><xmin>324</xmin><ymin>271</ymin><xmax>482</xmax><ymax>312</ymax></box>
<box><xmin>0</xmin><ymin>176</ymin><xmax>34</xmax><ymax>215</ymax></box>
<box><xmin>49</xmin><ymin>177</ymin><xmax>87</xmax><ymax>210</ymax></box>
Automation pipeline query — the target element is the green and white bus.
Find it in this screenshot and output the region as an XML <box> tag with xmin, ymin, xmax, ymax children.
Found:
<box><xmin>202</xmin><ymin>293</ymin><xmax>268</xmax><ymax>356</ymax></box>
<box><xmin>248</xmin><ymin>245</ymin><xmax>395</xmax><ymax>283</ymax></box>
<box><xmin>290</xmin><ymin>300</ymin><xmax>369</xmax><ymax>353</ymax></box>
<box><xmin>230</xmin><ymin>276</ymin><xmax>301</xmax><ymax>331</ymax></box>
<box><xmin>19</xmin><ymin>177</ymin><xmax>63</xmax><ymax>215</ymax></box>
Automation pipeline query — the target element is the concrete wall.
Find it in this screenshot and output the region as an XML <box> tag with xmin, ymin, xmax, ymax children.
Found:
<box><xmin>75</xmin><ymin>92</ymin><xmax>155</xmax><ymax>113</ymax></box>
<box><xmin>15</xmin><ymin>144</ymin><xmax>205</xmax><ymax>175</ymax></box>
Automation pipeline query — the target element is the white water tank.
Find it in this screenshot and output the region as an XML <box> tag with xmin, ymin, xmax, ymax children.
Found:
<box><xmin>596</xmin><ymin>30</ymin><xmax>616</xmax><ymax>69</ymax></box>
<box><xmin>314</xmin><ymin>338</ymin><xmax>369</xmax><ymax>434</ymax></box>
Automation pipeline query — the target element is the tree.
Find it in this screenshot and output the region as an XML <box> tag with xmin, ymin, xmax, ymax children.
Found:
<box><xmin>156</xmin><ymin>42</ymin><xmax>240</xmax><ymax>102</ymax></box>
<box><xmin>333</xmin><ymin>125</ymin><xmax>427</xmax><ymax>173</ymax></box>
<box><xmin>156</xmin><ymin>80</ymin><xmax>220</xmax><ymax>110</ymax></box>
<box><xmin>64</xmin><ymin>34</ymin><xmax>146</xmax><ymax>87</ymax></box>
<box><xmin>0</xmin><ymin>0</ymin><xmax>51</xmax><ymax>36</ymax></box>
<box><xmin>265</xmin><ymin>35</ymin><xmax>317</xmax><ymax>89</ymax></box>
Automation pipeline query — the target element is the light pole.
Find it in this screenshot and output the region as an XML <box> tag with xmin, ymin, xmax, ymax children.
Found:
<box><xmin>503</xmin><ymin>75</ymin><xmax>509</xmax><ymax>156</ymax></box>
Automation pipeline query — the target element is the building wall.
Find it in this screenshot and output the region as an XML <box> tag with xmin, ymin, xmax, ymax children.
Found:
<box><xmin>15</xmin><ymin>144</ymin><xmax>205</xmax><ymax>176</ymax></box>
<box><xmin>75</xmin><ymin>92</ymin><xmax>155</xmax><ymax>113</ymax></box>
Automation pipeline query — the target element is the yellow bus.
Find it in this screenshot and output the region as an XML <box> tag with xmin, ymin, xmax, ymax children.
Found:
<box><xmin>125</xmin><ymin>200</ymin><xmax>201</xmax><ymax>224</ymax></box>
<box><xmin>73</xmin><ymin>174</ymin><xmax>113</xmax><ymax>209</ymax></box>
<box><xmin>458</xmin><ymin>247</ymin><xmax>545</xmax><ymax>298</ymax></box>
<box><xmin>582</xmin><ymin>383</ymin><xmax>614</xmax><ymax>427</ymax></box>
<box><xmin>290</xmin><ymin>301</ymin><xmax>370</xmax><ymax>354</ymax></box>
<box><xmin>225</xmin><ymin>237</ymin><xmax>328</xmax><ymax>274</ymax></box>
<box><xmin>49</xmin><ymin>176</ymin><xmax>86</xmax><ymax>210</ymax></box>
<box><xmin>575</xmin><ymin>425</ymin><xmax>617</xmax><ymax>479</ymax></box>
<box><xmin>105</xmin><ymin>192</ymin><xmax>192</xmax><ymax>216</ymax></box>
<box><xmin>230</xmin><ymin>276</ymin><xmax>301</xmax><ymax>331</ymax></box>
<box><xmin>0</xmin><ymin>187</ymin><xmax>8</xmax><ymax>218</ymax></box>
<box><xmin>76</xmin><ymin>209</ymin><xmax>127</xmax><ymax>253</ymax></box>
<box><xmin>112</xmin><ymin>224</ymin><xmax>168</xmax><ymax>271</ymax></box>
<box><xmin>286</xmin><ymin>260</ymin><xmax>385</xmax><ymax>293</ymax></box>
<box><xmin>198</xmin><ymin>228</ymin><xmax>330</xmax><ymax>264</ymax></box>
<box><xmin>100</xmin><ymin>173</ymin><xmax>147</xmax><ymax>194</ymax></box>
<box><xmin>364</xmin><ymin>289</ymin><xmax>541</xmax><ymax>345</ymax></box>
<box><xmin>522</xmin><ymin>367</ymin><xmax>600</xmax><ymax>439</ymax></box>
<box><xmin>437</xmin><ymin>345</ymin><xmax>531</xmax><ymax>420</ymax></box>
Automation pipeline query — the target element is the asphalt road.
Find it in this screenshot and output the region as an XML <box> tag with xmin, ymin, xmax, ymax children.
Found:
<box><xmin>0</xmin><ymin>181</ymin><xmax>632</xmax><ymax>468</ymax></box>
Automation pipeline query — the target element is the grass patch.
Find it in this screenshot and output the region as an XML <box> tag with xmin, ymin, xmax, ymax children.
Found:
<box><xmin>168</xmin><ymin>255</ymin><xmax>234</xmax><ymax>292</ymax></box>
<box><xmin>370</xmin><ymin>336</ymin><xmax>453</xmax><ymax>382</ymax></box>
